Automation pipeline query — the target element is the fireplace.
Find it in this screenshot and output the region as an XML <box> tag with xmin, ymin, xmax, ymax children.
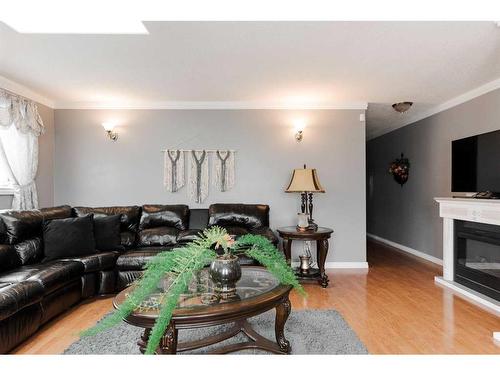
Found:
<box><xmin>455</xmin><ymin>220</ymin><xmax>500</xmax><ymax>301</ymax></box>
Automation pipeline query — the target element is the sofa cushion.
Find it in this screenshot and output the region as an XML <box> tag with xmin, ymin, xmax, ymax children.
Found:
<box><xmin>177</xmin><ymin>229</ymin><xmax>202</xmax><ymax>244</ymax></box>
<box><xmin>73</xmin><ymin>206</ymin><xmax>141</xmax><ymax>249</ymax></box>
<box><xmin>94</xmin><ymin>214</ymin><xmax>123</xmax><ymax>251</ymax></box>
<box><xmin>138</xmin><ymin>227</ymin><xmax>178</xmax><ymax>247</ymax></box>
<box><xmin>59</xmin><ymin>252</ymin><xmax>119</xmax><ymax>273</ymax></box>
<box><xmin>116</xmin><ymin>248</ymin><xmax>172</xmax><ymax>271</ymax></box>
<box><xmin>139</xmin><ymin>204</ymin><xmax>189</xmax><ymax>231</ymax></box>
<box><xmin>39</xmin><ymin>205</ymin><xmax>72</xmax><ymax>221</ymax></box>
<box><xmin>0</xmin><ymin>261</ymin><xmax>84</xmax><ymax>295</ymax></box>
<box><xmin>73</xmin><ymin>206</ymin><xmax>141</xmax><ymax>232</ymax></box>
<box><xmin>14</xmin><ymin>237</ymin><xmax>43</xmax><ymax>265</ymax></box>
<box><xmin>0</xmin><ymin>280</ymin><xmax>44</xmax><ymax>321</ymax></box>
<box><xmin>117</xmin><ymin>270</ymin><xmax>144</xmax><ymax>290</ymax></box>
<box><xmin>0</xmin><ymin>210</ymin><xmax>43</xmax><ymax>245</ymax></box>
<box><xmin>223</xmin><ymin>226</ymin><xmax>250</xmax><ymax>236</ymax></box>
<box><xmin>43</xmin><ymin>215</ymin><xmax>96</xmax><ymax>261</ymax></box>
<box><xmin>0</xmin><ymin>245</ymin><xmax>21</xmax><ymax>273</ymax></box>
<box><xmin>120</xmin><ymin>231</ymin><xmax>136</xmax><ymax>248</ymax></box>
<box><xmin>208</xmin><ymin>204</ymin><xmax>270</xmax><ymax>229</ymax></box>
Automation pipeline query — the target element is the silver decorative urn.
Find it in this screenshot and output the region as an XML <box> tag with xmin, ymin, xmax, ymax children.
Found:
<box><xmin>209</xmin><ymin>255</ymin><xmax>242</xmax><ymax>294</ymax></box>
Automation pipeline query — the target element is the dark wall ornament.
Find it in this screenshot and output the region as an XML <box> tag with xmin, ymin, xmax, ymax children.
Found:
<box><xmin>389</xmin><ymin>153</ymin><xmax>410</xmax><ymax>186</ymax></box>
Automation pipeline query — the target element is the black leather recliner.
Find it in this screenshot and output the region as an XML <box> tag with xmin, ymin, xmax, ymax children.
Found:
<box><xmin>0</xmin><ymin>206</ymin><xmax>84</xmax><ymax>353</ymax></box>
<box><xmin>0</xmin><ymin>203</ymin><xmax>278</xmax><ymax>353</ymax></box>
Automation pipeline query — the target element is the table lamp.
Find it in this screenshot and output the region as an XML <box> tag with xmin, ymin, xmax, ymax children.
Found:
<box><xmin>285</xmin><ymin>165</ymin><xmax>325</xmax><ymax>231</ymax></box>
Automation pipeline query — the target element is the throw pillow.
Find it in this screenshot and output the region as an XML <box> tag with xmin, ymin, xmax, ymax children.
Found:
<box><xmin>94</xmin><ymin>214</ymin><xmax>123</xmax><ymax>251</ymax></box>
<box><xmin>43</xmin><ymin>215</ymin><xmax>96</xmax><ymax>261</ymax></box>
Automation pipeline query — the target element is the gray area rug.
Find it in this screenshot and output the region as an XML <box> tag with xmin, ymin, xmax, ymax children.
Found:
<box><xmin>65</xmin><ymin>309</ymin><xmax>368</xmax><ymax>355</ymax></box>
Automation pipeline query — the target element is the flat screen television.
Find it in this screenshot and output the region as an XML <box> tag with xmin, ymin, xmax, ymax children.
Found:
<box><xmin>452</xmin><ymin>129</ymin><xmax>500</xmax><ymax>196</ymax></box>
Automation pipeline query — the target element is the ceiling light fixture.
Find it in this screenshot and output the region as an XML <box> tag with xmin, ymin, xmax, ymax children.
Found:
<box><xmin>392</xmin><ymin>102</ymin><xmax>413</xmax><ymax>114</ymax></box>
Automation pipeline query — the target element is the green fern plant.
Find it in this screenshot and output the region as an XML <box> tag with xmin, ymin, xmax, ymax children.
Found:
<box><xmin>81</xmin><ymin>226</ymin><xmax>305</xmax><ymax>354</ymax></box>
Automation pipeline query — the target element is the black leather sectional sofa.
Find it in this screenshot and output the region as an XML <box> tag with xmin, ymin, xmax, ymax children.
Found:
<box><xmin>0</xmin><ymin>203</ymin><xmax>277</xmax><ymax>353</ymax></box>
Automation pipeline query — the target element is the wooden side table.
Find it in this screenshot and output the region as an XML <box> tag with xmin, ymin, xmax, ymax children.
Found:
<box><xmin>277</xmin><ymin>226</ymin><xmax>334</xmax><ymax>288</ymax></box>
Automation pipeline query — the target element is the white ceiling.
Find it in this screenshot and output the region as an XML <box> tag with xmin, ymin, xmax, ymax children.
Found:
<box><xmin>1</xmin><ymin>21</ymin><xmax>499</xmax><ymax>139</ymax></box>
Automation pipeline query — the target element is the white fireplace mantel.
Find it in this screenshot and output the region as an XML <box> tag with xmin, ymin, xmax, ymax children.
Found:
<box><xmin>434</xmin><ymin>197</ymin><xmax>500</xmax><ymax>315</ymax></box>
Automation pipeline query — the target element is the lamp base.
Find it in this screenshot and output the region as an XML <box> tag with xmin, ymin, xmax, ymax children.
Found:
<box><xmin>307</xmin><ymin>220</ymin><xmax>318</xmax><ymax>232</ymax></box>
<box><xmin>296</xmin><ymin>221</ymin><xmax>318</xmax><ymax>232</ymax></box>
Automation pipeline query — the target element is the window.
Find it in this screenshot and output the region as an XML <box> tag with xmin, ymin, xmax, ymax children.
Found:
<box><xmin>0</xmin><ymin>128</ymin><xmax>16</xmax><ymax>192</ymax></box>
<box><xmin>0</xmin><ymin>155</ymin><xmax>14</xmax><ymax>187</ymax></box>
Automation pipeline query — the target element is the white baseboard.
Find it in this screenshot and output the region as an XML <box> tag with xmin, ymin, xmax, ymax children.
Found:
<box><xmin>326</xmin><ymin>262</ymin><xmax>369</xmax><ymax>269</ymax></box>
<box><xmin>435</xmin><ymin>276</ymin><xmax>500</xmax><ymax>316</ymax></box>
<box><xmin>367</xmin><ymin>233</ymin><xmax>443</xmax><ymax>266</ymax></box>
<box><xmin>292</xmin><ymin>261</ymin><xmax>368</xmax><ymax>269</ymax></box>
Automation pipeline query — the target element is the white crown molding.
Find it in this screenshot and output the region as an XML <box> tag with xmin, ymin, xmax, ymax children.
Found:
<box><xmin>401</xmin><ymin>77</ymin><xmax>500</xmax><ymax>127</ymax></box>
<box><xmin>371</xmin><ymin>77</ymin><xmax>500</xmax><ymax>140</ymax></box>
<box><xmin>0</xmin><ymin>75</ymin><xmax>55</xmax><ymax>108</ymax></box>
<box><xmin>53</xmin><ymin>100</ymin><xmax>368</xmax><ymax>110</ymax></box>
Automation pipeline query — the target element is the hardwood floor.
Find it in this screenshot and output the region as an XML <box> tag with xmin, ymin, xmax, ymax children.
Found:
<box><xmin>12</xmin><ymin>239</ymin><xmax>500</xmax><ymax>354</ymax></box>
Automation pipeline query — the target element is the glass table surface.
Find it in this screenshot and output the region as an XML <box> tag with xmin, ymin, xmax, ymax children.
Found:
<box><xmin>124</xmin><ymin>267</ymin><xmax>281</xmax><ymax>314</ymax></box>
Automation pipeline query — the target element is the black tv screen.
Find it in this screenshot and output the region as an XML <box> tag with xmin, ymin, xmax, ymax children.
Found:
<box><xmin>452</xmin><ymin>129</ymin><xmax>500</xmax><ymax>193</ymax></box>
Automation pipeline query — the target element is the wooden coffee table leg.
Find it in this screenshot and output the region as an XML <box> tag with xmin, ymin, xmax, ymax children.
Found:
<box><xmin>158</xmin><ymin>322</ymin><xmax>178</xmax><ymax>354</ymax></box>
<box><xmin>138</xmin><ymin>324</ymin><xmax>178</xmax><ymax>354</ymax></box>
<box><xmin>275</xmin><ymin>296</ymin><xmax>291</xmax><ymax>353</ymax></box>
<box><xmin>138</xmin><ymin>328</ymin><xmax>150</xmax><ymax>354</ymax></box>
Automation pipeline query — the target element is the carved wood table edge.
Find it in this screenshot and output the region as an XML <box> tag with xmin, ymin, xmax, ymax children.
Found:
<box><xmin>113</xmin><ymin>267</ymin><xmax>293</xmax><ymax>355</ymax></box>
<box><xmin>277</xmin><ymin>226</ymin><xmax>334</xmax><ymax>288</ymax></box>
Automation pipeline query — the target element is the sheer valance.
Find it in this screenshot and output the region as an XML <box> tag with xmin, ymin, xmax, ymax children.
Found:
<box><xmin>0</xmin><ymin>90</ymin><xmax>44</xmax><ymax>136</ymax></box>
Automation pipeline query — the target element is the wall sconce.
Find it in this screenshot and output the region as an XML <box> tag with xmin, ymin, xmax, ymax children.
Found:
<box><xmin>293</xmin><ymin>119</ymin><xmax>306</xmax><ymax>142</ymax></box>
<box><xmin>102</xmin><ymin>122</ymin><xmax>118</xmax><ymax>141</ymax></box>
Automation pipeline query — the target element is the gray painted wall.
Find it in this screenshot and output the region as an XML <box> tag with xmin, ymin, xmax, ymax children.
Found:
<box><xmin>367</xmin><ymin>88</ymin><xmax>500</xmax><ymax>259</ymax></box>
<box><xmin>0</xmin><ymin>102</ymin><xmax>54</xmax><ymax>209</ymax></box>
<box><xmin>37</xmin><ymin>103</ymin><xmax>55</xmax><ymax>208</ymax></box>
<box><xmin>54</xmin><ymin>109</ymin><xmax>366</xmax><ymax>264</ymax></box>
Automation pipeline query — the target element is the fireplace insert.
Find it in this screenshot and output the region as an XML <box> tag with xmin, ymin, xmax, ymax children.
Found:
<box><xmin>454</xmin><ymin>220</ymin><xmax>500</xmax><ymax>301</ymax></box>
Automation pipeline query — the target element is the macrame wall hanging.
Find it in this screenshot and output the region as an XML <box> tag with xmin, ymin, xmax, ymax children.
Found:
<box><xmin>162</xmin><ymin>149</ymin><xmax>236</xmax><ymax>203</ymax></box>
<box><xmin>189</xmin><ymin>150</ymin><xmax>209</xmax><ymax>203</ymax></box>
<box><xmin>163</xmin><ymin>150</ymin><xmax>185</xmax><ymax>192</ymax></box>
<box><xmin>212</xmin><ymin>150</ymin><xmax>235</xmax><ymax>192</ymax></box>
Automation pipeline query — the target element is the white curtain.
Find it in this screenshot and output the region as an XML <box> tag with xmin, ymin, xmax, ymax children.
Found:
<box><xmin>0</xmin><ymin>90</ymin><xmax>44</xmax><ymax>210</ymax></box>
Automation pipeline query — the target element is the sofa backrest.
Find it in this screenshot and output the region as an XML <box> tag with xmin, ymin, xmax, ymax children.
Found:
<box><xmin>0</xmin><ymin>205</ymin><xmax>72</xmax><ymax>269</ymax></box>
<box><xmin>40</xmin><ymin>205</ymin><xmax>73</xmax><ymax>221</ymax></box>
<box><xmin>0</xmin><ymin>210</ymin><xmax>43</xmax><ymax>245</ymax></box>
<box><xmin>208</xmin><ymin>204</ymin><xmax>270</xmax><ymax>229</ymax></box>
<box><xmin>139</xmin><ymin>204</ymin><xmax>189</xmax><ymax>231</ymax></box>
<box><xmin>0</xmin><ymin>204</ymin><xmax>271</xmax><ymax>269</ymax></box>
<box><xmin>135</xmin><ymin>205</ymin><xmax>189</xmax><ymax>247</ymax></box>
<box><xmin>73</xmin><ymin>206</ymin><xmax>141</xmax><ymax>248</ymax></box>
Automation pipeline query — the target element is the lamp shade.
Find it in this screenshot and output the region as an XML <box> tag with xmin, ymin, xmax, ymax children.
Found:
<box><xmin>285</xmin><ymin>168</ymin><xmax>325</xmax><ymax>193</ymax></box>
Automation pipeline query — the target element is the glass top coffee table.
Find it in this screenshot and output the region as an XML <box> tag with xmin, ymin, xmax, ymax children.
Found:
<box><xmin>113</xmin><ymin>266</ymin><xmax>292</xmax><ymax>354</ymax></box>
